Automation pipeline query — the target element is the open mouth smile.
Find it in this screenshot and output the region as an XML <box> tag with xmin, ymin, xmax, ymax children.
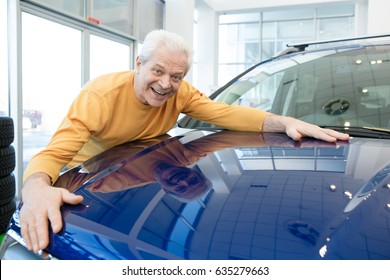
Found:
<box><xmin>152</xmin><ymin>87</ymin><xmax>168</xmax><ymax>97</ymax></box>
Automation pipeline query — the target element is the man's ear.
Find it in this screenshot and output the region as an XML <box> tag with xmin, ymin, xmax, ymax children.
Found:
<box><xmin>135</xmin><ymin>56</ymin><xmax>141</xmax><ymax>73</ymax></box>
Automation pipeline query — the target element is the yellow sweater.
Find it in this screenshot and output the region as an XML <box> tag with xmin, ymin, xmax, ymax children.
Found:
<box><xmin>24</xmin><ymin>71</ymin><xmax>270</xmax><ymax>183</ymax></box>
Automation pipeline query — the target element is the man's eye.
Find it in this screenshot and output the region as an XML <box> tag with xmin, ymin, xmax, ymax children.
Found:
<box><xmin>172</xmin><ymin>76</ymin><xmax>182</xmax><ymax>82</ymax></box>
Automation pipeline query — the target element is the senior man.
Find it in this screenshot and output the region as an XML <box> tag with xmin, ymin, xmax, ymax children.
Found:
<box><xmin>20</xmin><ymin>29</ymin><xmax>349</xmax><ymax>253</ymax></box>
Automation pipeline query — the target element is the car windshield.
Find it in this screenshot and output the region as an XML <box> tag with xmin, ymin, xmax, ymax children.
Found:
<box><xmin>180</xmin><ymin>43</ymin><xmax>390</xmax><ymax>134</ymax></box>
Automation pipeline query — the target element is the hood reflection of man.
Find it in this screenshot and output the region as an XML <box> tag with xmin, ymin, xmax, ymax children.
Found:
<box><xmin>56</xmin><ymin>131</ymin><xmax>344</xmax><ymax>201</ymax></box>
<box><xmin>152</xmin><ymin>162</ymin><xmax>212</xmax><ymax>201</ymax></box>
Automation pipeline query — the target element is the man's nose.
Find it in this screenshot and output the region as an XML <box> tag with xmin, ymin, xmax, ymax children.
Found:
<box><xmin>159</xmin><ymin>75</ymin><xmax>171</xmax><ymax>89</ymax></box>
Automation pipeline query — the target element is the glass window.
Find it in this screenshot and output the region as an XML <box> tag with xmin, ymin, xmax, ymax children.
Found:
<box><xmin>318</xmin><ymin>17</ymin><xmax>355</xmax><ymax>39</ymax></box>
<box><xmin>0</xmin><ymin>0</ymin><xmax>8</xmax><ymax>115</ymax></box>
<box><xmin>278</xmin><ymin>20</ymin><xmax>314</xmax><ymax>40</ymax></box>
<box><xmin>219</xmin><ymin>5</ymin><xmax>356</xmax><ymax>86</ymax></box>
<box><xmin>261</xmin><ymin>41</ymin><xmax>276</xmax><ymax>61</ymax></box>
<box><xmin>317</xmin><ymin>5</ymin><xmax>354</xmax><ymax>17</ymax></box>
<box><xmin>262</xmin><ymin>20</ymin><xmax>315</xmax><ymax>60</ymax></box>
<box><xmin>262</xmin><ymin>22</ymin><xmax>277</xmax><ymax>60</ymax></box>
<box><xmin>218</xmin><ymin>64</ymin><xmax>250</xmax><ymax>87</ymax></box>
<box><xmin>219</xmin><ymin>23</ymin><xmax>260</xmax><ymax>64</ymax></box>
<box><xmin>263</xmin><ymin>9</ymin><xmax>313</xmax><ymax>21</ymax></box>
<box><xmin>89</xmin><ymin>34</ymin><xmax>131</xmax><ymax>80</ymax></box>
<box><xmin>30</xmin><ymin>0</ymin><xmax>84</xmax><ymax>17</ymax></box>
<box><xmin>262</xmin><ymin>22</ymin><xmax>275</xmax><ymax>40</ymax></box>
<box><xmin>138</xmin><ymin>0</ymin><xmax>164</xmax><ymax>40</ymax></box>
<box><xmin>22</xmin><ymin>12</ymin><xmax>82</xmax><ymax>169</ymax></box>
<box><xmin>91</xmin><ymin>0</ymin><xmax>135</xmax><ymax>35</ymax></box>
<box><xmin>31</xmin><ymin>0</ymin><xmax>137</xmax><ymax>36</ymax></box>
<box><xmin>219</xmin><ymin>13</ymin><xmax>259</xmax><ymax>24</ymax></box>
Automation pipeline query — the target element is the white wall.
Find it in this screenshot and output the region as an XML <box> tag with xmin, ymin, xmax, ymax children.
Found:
<box><xmin>165</xmin><ymin>0</ymin><xmax>195</xmax><ymax>83</ymax></box>
<box><xmin>367</xmin><ymin>0</ymin><xmax>390</xmax><ymax>34</ymax></box>
<box><xmin>194</xmin><ymin>0</ymin><xmax>218</xmax><ymax>95</ymax></box>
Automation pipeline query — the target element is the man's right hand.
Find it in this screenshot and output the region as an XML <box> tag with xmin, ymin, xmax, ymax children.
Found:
<box><xmin>20</xmin><ymin>172</ymin><xmax>83</xmax><ymax>252</ymax></box>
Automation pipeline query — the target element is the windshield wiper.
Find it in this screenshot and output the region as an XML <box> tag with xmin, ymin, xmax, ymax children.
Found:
<box><xmin>320</xmin><ymin>126</ymin><xmax>390</xmax><ymax>139</ymax></box>
<box><xmin>362</xmin><ymin>126</ymin><xmax>390</xmax><ymax>133</ymax></box>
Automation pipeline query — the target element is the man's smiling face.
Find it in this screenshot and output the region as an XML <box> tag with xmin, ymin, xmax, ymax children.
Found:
<box><xmin>134</xmin><ymin>45</ymin><xmax>188</xmax><ymax>107</ymax></box>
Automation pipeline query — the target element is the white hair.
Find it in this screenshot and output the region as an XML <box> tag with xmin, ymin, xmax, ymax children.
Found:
<box><xmin>139</xmin><ymin>30</ymin><xmax>194</xmax><ymax>74</ymax></box>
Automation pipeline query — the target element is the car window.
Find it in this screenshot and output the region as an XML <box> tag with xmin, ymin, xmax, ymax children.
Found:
<box><xmin>182</xmin><ymin>44</ymin><xmax>390</xmax><ymax>131</ymax></box>
<box><xmin>277</xmin><ymin>46</ymin><xmax>390</xmax><ymax>128</ymax></box>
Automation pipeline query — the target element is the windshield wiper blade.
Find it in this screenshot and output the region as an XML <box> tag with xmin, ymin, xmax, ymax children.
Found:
<box><xmin>362</xmin><ymin>126</ymin><xmax>390</xmax><ymax>133</ymax></box>
<box><xmin>320</xmin><ymin>126</ymin><xmax>390</xmax><ymax>139</ymax></box>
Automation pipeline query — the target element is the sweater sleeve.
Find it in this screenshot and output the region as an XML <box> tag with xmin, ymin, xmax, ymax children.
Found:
<box><xmin>23</xmin><ymin>90</ymin><xmax>109</xmax><ymax>184</ymax></box>
<box><xmin>179</xmin><ymin>82</ymin><xmax>270</xmax><ymax>132</ymax></box>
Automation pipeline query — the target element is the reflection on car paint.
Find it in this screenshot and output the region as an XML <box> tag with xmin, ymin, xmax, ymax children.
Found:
<box><xmin>6</xmin><ymin>132</ymin><xmax>384</xmax><ymax>260</ymax></box>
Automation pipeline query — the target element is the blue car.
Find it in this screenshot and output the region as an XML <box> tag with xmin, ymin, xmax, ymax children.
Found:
<box><xmin>1</xmin><ymin>34</ymin><xmax>390</xmax><ymax>260</ymax></box>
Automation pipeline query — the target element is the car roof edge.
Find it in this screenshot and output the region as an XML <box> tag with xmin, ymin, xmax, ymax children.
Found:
<box><xmin>286</xmin><ymin>33</ymin><xmax>390</xmax><ymax>51</ymax></box>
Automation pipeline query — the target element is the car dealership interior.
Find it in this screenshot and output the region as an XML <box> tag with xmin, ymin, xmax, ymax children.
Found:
<box><xmin>1</xmin><ymin>0</ymin><xmax>390</xmax><ymax>264</ymax></box>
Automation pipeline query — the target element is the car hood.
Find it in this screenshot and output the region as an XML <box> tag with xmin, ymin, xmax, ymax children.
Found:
<box><xmin>8</xmin><ymin>130</ymin><xmax>390</xmax><ymax>259</ymax></box>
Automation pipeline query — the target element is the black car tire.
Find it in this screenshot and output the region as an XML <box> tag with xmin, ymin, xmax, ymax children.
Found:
<box><xmin>0</xmin><ymin>174</ymin><xmax>16</xmax><ymax>207</ymax></box>
<box><xmin>0</xmin><ymin>145</ymin><xmax>16</xmax><ymax>177</ymax></box>
<box><xmin>0</xmin><ymin>116</ymin><xmax>14</xmax><ymax>148</ymax></box>
<box><xmin>0</xmin><ymin>200</ymin><xmax>16</xmax><ymax>234</ymax></box>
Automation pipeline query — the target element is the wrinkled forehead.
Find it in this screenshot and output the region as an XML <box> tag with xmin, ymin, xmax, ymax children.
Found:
<box><xmin>145</xmin><ymin>46</ymin><xmax>188</xmax><ymax>72</ymax></box>
<box><xmin>147</xmin><ymin>50</ymin><xmax>187</xmax><ymax>74</ymax></box>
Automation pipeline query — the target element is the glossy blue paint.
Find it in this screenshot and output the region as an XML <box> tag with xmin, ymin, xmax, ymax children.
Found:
<box><xmin>7</xmin><ymin>131</ymin><xmax>390</xmax><ymax>259</ymax></box>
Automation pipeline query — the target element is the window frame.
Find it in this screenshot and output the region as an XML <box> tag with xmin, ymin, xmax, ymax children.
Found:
<box><xmin>8</xmin><ymin>0</ymin><xmax>137</xmax><ymax>198</ymax></box>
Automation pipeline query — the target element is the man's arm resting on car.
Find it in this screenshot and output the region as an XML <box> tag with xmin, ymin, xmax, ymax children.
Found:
<box><xmin>262</xmin><ymin>114</ymin><xmax>350</xmax><ymax>142</ymax></box>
